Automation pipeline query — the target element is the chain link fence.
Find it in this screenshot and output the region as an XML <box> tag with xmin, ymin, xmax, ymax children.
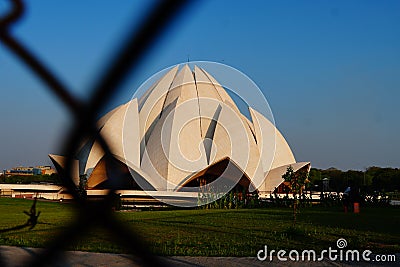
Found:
<box><xmin>0</xmin><ymin>0</ymin><xmax>192</xmax><ymax>266</ymax></box>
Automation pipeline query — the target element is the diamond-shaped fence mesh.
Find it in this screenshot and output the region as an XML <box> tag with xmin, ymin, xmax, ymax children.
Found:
<box><xmin>0</xmin><ymin>0</ymin><xmax>192</xmax><ymax>266</ymax></box>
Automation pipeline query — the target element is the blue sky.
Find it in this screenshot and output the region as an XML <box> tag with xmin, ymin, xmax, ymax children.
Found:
<box><xmin>0</xmin><ymin>0</ymin><xmax>399</xmax><ymax>171</ymax></box>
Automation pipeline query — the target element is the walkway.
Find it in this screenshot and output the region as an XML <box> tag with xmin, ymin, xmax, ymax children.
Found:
<box><xmin>0</xmin><ymin>246</ymin><xmax>397</xmax><ymax>266</ymax></box>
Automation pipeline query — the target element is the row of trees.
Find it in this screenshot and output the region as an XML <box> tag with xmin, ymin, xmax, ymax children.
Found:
<box><xmin>0</xmin><ymin>174</ymin><xmax>62</xmax><ymax>184</ymax></box>
<box><xmin>2</xmin><ymin>167</ymin><xmax>399</xmax><ymax>193</ymax></box>
<box><xmin>309</xmin><ymin>166</ymin><xmax>400</xmax><ymax>193</ymax></box>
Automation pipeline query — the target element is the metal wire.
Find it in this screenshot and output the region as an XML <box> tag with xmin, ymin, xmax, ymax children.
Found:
<box><xmin>0</xmin><ymin>0</ymin><xmax>192</xmax><ymax>266</ymax></box>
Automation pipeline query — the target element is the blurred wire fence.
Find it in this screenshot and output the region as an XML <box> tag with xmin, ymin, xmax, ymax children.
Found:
<box><xmin>0</xmin><ymin>0</ymin><xmax>192</xmax><ymax>266</ymax></box>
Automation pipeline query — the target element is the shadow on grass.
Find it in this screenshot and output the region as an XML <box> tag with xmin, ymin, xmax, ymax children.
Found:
<box><xmin>0</xmin><ymin>223</ymin><xmax>31</xmax><ymax>233</ymax></box>
<box><xmin>0</xmin><ymin>197</ymin><xmax>41</xmax><ymax>233</ymax></box>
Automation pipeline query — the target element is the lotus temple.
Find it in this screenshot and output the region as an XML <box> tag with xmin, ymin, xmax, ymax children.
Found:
<box><xmin>49</xmin><ymin>64</ymin><xmax>310</xmax><ymax>204</ymax></box>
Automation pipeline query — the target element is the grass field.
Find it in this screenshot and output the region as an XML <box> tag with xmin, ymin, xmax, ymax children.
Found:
<box><xmin>0</xmin><ymin>197</ymin><xmax>399</xmax><ymax>256</ymax></box>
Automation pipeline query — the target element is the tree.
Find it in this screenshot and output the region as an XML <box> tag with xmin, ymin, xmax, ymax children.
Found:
<box><xmin>309</xmin><ymin>168</ymin><xmax>322</xmax><ymax>188</ymax></box>
<box><xmin>78</xmin><ymin>174</ymin><xmax>87</xmax><ymax>199</ymax></box>
<box><xmin>282</xmin><ymin>165</ymin><xmax>309</xmax><ymax>226</ymax></box>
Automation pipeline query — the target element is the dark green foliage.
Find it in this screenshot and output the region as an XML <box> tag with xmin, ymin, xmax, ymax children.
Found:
<box><xmin>78</xmin><ymin>174</ymin><xmax>87</xmax><ymax>199</ymax></box>
<box><xmin>269</xmin><ymin>191</ymin><xmax>313</xmax><ymax>208</ymax></box>
<box><xmin>371</xmin><ymin>167</ymin><xmax>400</xmax><ymax>192</ymax></box>
<box><xmin>309</xmin><ymin>166</ymin><xmax>400</xmax><ymax>193</ymax></box>
<box><xmin>0</xmin><ymin>174</ymin><xmax>62</xmax><ymax>184</ymax></box>
<box><xmin>318</xmin><ymin>191</ymin><xmax>392</xmax><ymax>208</ymax></box>
<box><xmin>198</xmin><ymin>188</ymin><xmax>261</xmax><ymax>209</ymax></box>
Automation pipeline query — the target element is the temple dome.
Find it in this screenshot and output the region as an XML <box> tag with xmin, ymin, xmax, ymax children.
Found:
<box><xmin>49</xmin><ymin>65</ymin><xmax>310</xmax><ymax>193</ymax></box>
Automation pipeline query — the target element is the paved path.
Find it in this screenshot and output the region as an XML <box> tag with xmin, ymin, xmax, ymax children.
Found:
<box><xmin>0</xmin><ymin>246</ymin><xmax>398</xmax><ymax>266</ymax></box>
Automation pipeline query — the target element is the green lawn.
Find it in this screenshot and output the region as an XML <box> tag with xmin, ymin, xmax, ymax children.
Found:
<box><xmin>0</xmin><ymin>197</ymin><xmax>399</xmax><ymax>256</ymax></box>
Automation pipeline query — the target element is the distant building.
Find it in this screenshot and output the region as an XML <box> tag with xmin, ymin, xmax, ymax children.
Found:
<box><xmin>34</xmin><ymin>166</ymin><xmax>56</xmax><ymax>175</ymax></box>
<box><xmin>5</xmin><ymin>165</ymin><xmax>56</xmax><ymax>176</ymax></box>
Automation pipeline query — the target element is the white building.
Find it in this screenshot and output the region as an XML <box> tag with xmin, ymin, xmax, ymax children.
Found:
<box><xmin>50</xmin><ymin>65</ymin><xmax>310</xmax><ymax>198</ymax></box>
